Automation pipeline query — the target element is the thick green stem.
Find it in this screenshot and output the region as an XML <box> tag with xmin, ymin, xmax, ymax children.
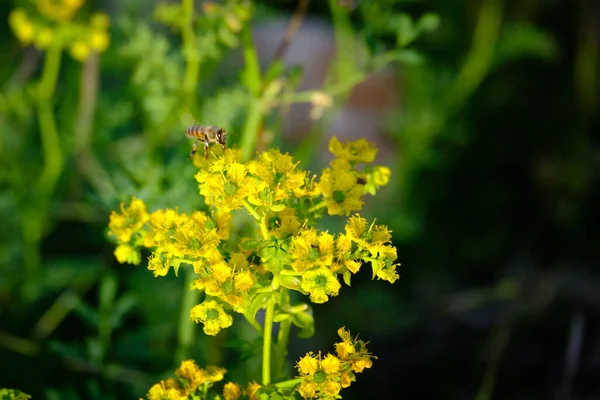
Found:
<box><xmin>175</xmin><ymin>268</ymin><xmax>200</xmax><ymax>363</ymax></box>
<box><xmin>274</xmin><ymin>378</ymin><xmax>303</xmax><ymax>388</ymax></box>
<box><xmin>274</xmin><ymin>288</ymin><xmax>292</xmax><ymax>381</ymax></box>
<box><xmin>262</xmin><ymin>302</ymin><xmax>275</xmax><ymax>386</ymax></box>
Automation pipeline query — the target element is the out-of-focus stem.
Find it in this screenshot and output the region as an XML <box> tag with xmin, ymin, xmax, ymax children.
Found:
<box><xmin>181</xmin><ymin>0</ymin><xmax>200</xmax><ymax>103</ymax></box>
<box><xmin>239</xmin><ymin>25</ymin><xmax>263</xmax><ymax>161</ymax></box>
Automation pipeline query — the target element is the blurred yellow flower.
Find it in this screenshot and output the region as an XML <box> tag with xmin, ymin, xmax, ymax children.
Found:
<box><xmin>89</xmin><ymin>30</ymin><xmax>110</xmax><ymax>52</ymax></box>
<box><xmin>69</xmin><ymin>40</ymin><xmax>90</xmax><ymax>61</ymax></box>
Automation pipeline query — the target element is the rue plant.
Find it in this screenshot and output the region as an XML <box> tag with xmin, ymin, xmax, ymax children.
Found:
<box><xmin>108</xmin><ymin>137</ymin><xmax>398</xmax><ymax>399</ymax></box>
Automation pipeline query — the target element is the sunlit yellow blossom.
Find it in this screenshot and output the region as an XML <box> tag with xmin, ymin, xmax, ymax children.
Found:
<box><xmin>90</xmin><ymin>30</ymin><xmax>110</xmax><ymax>52</ymax></box>
<box><xmin>196</xmin><ymin>159</ymin><xmax>259</xmax><ymax>212</ymax></box>
<box><xmin>372</xmin><ymin>165</ymin><xmax>391</xmax><ymax>186</ymax></box>
<box><xmin>147</xmin><ymin>251</ymin><xmax>171</xmax><ymax>277</ymax></box>
<box><xmin>114</xmin><ymin>244</ymin><xmax>140</xmax><ymax>265</ymax></box>
<box><xmin>297</xmin><ymin>353</ymin><xmax>318</xmax><ymax>375</ymax></box>
<box><xmin>190</xmin><ymin>300</ymin><xmax>233</xmax><ymax>335</ymax></box>
<box><xmin>246</xmin><ymin>381</ymin><xmax>262</xmax><ymax>400</ymax></box>
<box><xmin>270</xmin><ymin>207</ymin><xmax>301</xmax><ymax>238</ymax></box>
<box><xmin>70</xmin><ymin>40</ymin><xmax>90</xmax><ymax>61</ymax></box>
<box><xmin>108</xmin><ymin>197</ymin><xmax>149</xmax><ymax>243</ymax></box>
<box><xmin>334</xmin><ymin>327</ymin><xmax>377</xmax><ymax>373</ymax></box>
<box><xmin>328</xmin><ymin>136</ymin><xmax>378</xmax><ymax>163</ymax></box>
<box><xmin>248</xmin><ymin>149</ymin><xmax>306</xmax><ymax>205</ymax></box>
<box><xmin>344</xmin><ymin>215</ymin><xmax>369</xmax><ymax>247</ymax></box>
<box><xmin>175</xmin><ymin>360</ymin><xmax>203</xmax><ymax>391</ymax></box>
<box><xmin>297</xmin><ymin>380</ymin><xmax>318</xmax><ymax>399</ymax></box>
<box><xmin>197</xmin><ymin>365</ymin><xmax>227</xmax><ymax>384</ymax></box>
<box><xmin>223</xmin><ymin>382</ymin><xmax>243</xmax><ymax>400</ymax></box>
<box><xmin>290</xmin><ymin>229</ymin><xmax>334</xmax><ymax>272</ymax></box>
<box><xmin>11</xmin><ymin>12</ymin><xmax>35</xmax><ymax>44</ymax></box>
<box><xmin>319</xmin><ymin>166</ymin><xmax>364</xmax><ymax>216</ymax></box>
<box><xmin>340</xmin><ymin>371</ymin><xmax>354</xmax><ymax>388</ymax></box>
<box><xmin>36</xmin><ymin>0</ymin><xmax>83</xmax><ymax>21</ymax></box>
<box><xmin>146</xmin><ymin>378</ymin><xmax>183</xmax><ymax>400</ymax></box>
<box><xmin>300</xmin><ymin>266</ymin><xmax>341</xmax><ymax>303</ymax></box>
<box><xmin>321</xmin><ymin>354</ymin><xmax>341</xmax><ymax>374</ymax></box>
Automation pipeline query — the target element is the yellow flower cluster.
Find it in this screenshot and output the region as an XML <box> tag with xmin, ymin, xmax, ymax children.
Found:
<box><xmin>146</xmin><ymin>360</ymin><xmax>227</xmax><ymax>400</ymax></box>
<box><xmin>295</xmin><ymin>327</ymin><xmax>376</xmax><ymax>400</ymax></box>
<box><xmin>144</xmin><ymin>359</ymin><xmax>262</xmax><ymax>400</ymax></box>
<box><xmin>9</xmin><ymin>1</ymin><xmax>110</xmax><ymax>61</ymax></box>
<box><xmin>108</xmin><ymin>137</ymin><xmax>398</xmax><ymax>336</ymax></box>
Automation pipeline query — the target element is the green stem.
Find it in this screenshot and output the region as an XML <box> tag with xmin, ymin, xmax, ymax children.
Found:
<box><xmin>274</xmin><ymin>378</ymin><xmax>303</xmax><ymax>388</ymax></box>
<box><xmin>274</xmin><ymin>289</ymin><xmax>292</xmax><ymax>381</ymax></box>
<box><xmin>175</xmin><ymin>268</ymin><xmax>200</xmax><ymax>363</ymax></box>
<box><xmin>181</xmin><ymin>0</ymin><xmax>200</xmax><ymax>101</ymax></box>
<box><xmin>262</xmin><ymin>302</ymin><xmax>275</xmax><ymax>386</ymax></box>
<box><xmin>37</xmin><ymin>41</ymin><xmax>64</xmax><ymax>196</ymax></box>
<box><xmin>242</xmin><ymin>199</ymin><xmax>262</xmax><ymax>220</ymax></box>
<box><xmin>239</xmin><ymin>24</ymin><xmax>264</xmax><ymax>161</ymax></box>
<box><xmin>307</xmin><ymin>201</ymin><xmax>327</xmax><ymax>213</ymax></box>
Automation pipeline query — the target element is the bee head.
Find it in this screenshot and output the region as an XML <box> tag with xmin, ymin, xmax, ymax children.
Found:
<box><xmin>217</xmin><ymin>128</ymin><xmax>228</xmax><ymax>146</ymax></box>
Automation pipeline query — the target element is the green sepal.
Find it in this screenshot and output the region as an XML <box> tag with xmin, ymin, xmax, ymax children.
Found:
<box><xmin>271</xmin><ymin>203</ymin><xmax>286</xmax><ymax>212</ymax></box>
<box><xmin>279</xmin><ymin>275</ymin><xmax>303</xmax><ymax>291</ymax></box>
<box><xmin>343</xmin><ymin>270</ymin><xmax>352</xmax><ymax>286</ymax></box>
<box><xmin>244</xmin><ymin>292</ymin><xmax>273</xmax><ymax>322</ymax></box>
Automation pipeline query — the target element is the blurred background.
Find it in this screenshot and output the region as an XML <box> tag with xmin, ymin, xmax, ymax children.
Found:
<box><xmin>1</xmin><ymin>0</ymin><xmax>599</xmax><ymax>399</ymax></box>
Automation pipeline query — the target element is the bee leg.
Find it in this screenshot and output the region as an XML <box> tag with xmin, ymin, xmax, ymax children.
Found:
<box><xmin>190</xmin><ymin>139</ymin><xmax>199</xmax><ymax>159</ymax></box>
<box><xmin>204</xmin><ymin>138</ymin><xmax>209</xmax><ymax>158</ymax></box>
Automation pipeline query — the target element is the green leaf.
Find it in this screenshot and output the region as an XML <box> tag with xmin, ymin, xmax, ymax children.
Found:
<box><xmin>417</xmin><ymin>13</ymin><xmax>441</xmax><ymax>33</ymax></box>
<box><xmin>396</xmin><ymin>14</ymin><xmax>417</xmax><ymax>48</ymax></box>
<box><xmin>271</xmin><ymin>203</ymin><xmax>286</xmax><ymax>212</ymax></box>
<box><xmin>279</xmin><ymin>275</ymin><xmax>303</xmax><ymax>291</ymax></box>
<box><xmin>273</xmin><ymin>312</ymin><xmax>291</xmax><ymax>323</ymax></box>
<box><xmin>240</xmin><ymin>239</ymin><xmax>264</xmax><ymax>250</ymax></box>
<box><xmin>245</xmin><ymin>292</ymin><xmax>272</xmax><ymax>322</ymax></box>
<box><xmin>343</xmin><ymin>271</ymin><xmax>352</xmax><ymax>286</ymax></box>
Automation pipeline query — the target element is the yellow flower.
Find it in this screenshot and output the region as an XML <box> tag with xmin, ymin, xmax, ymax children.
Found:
<box><xmin>175</xmin><ymin>359</ymin><xmax>203</xmax><ymax>392</ymax></box>
<box><xmin>146</xmin><ymin>378</ymin><xmax>183</xmax><ymax>400</ymax></box>
<box><xmin>223</xmin><ymin>382</ymin><xmax>243</xmax><ymax>400</ymax></box>
<box><xmin>114</xmin><ymin>244</ymin><xmax>140</xmax><ymax>265</ymax></box>
<box><xmin>197</xmin><ymin>365</ymin><xmax>227</xmax><ymax>384</ymax></box>
<box><xmin>300</xmin><ymin>266</ymin><xmax>341</xmax><ymax>304</ymax></box>
<box><xmin>9</xmin><ymin>9</ymin><xmax>35</xmax><ymax>45</ymax></box>
<box><xmin>190</xmin><ymin>300</ymin><xmax>233</xmax><ymax>335</ymax></box>
<box><xmin>321</xmin><ymin>353</ymin><xmax>341</xmax><ymax>374</ymax></box>
<box><xmin>318</xmin><ymin>166</ymin><xmax>364</xmax><ymax>216</ymax></box>
<box><xmin>89</xmin><ymin>30</ymin><xmax>110</xmax><ymax>52</ymax></box>
<box><xmin>246</xmin><ymin>381</ymin><xmax>262</xmax><ymax>400</ymax></box>
<box><xmin>296</xmin><ymin>352</ymin><xmax>343</xmax><ymax>400</ymax></box>
<box><xmin>270</xmin><ymin>207</ymin><xmax>301</xmax><ymax>238</ymax></box>
<box><xmin>108</xmin><ymin>197</ymin><xmax>149</xmax><ymax>243</ymax></box>
<box><xmin>334</xmin><ymin>327</ymin><xmax>377</xmax><ymax>373</ymax></box>
<box><xmin>69</xmin><ymin>40</ymin><xmax>90</xmax><ymax>61</ymax></box>
<box><xmin>196</xmin><ymin>158</ymin><xmax>259</xmax><ymax>212</ymax></box>
<box><xmin>297</xmin><ymin>352</ymin><xmax>318</xmax><ymax>375</ymax></box>
<box><xmin>328</xmin><ymin>136</ymin><xmax>378</xmax><ymax>163</ymax></box>
<box><xmin>309</xmin><ymin>92</ymin><xmax>333</xmax><ymax>120</ymax></box>
<box><xmin>372</xmin><ymin>165</ymin><xmax>391</xmax><ymax>186</ymax></box>
<box><xmin>247</xmin><ymin>149</ymin><xmax>306</xmax><ymax>206</ymax></box>
<box><xmin>290</xmin><ymin>229</ymin><xmax>333</xmax><ymax>272</ymax></box>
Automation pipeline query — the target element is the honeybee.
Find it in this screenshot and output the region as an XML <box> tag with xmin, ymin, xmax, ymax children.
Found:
<box><xmin>185</xmin><ymin>125</ymin><xmax>228</xmax><ymax>159</ymax></box>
